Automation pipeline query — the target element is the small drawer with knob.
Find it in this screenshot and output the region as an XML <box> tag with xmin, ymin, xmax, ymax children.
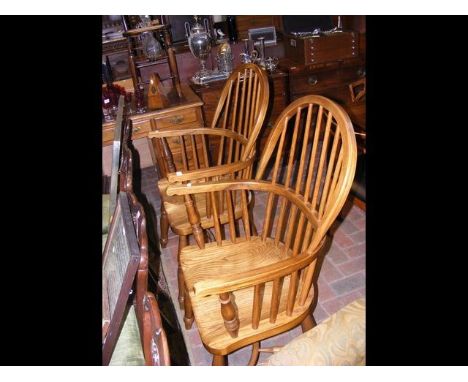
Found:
<box><xmin>153</xmin><ymin>108</ymin><xmax>199</xmax><ymax>129</ymax></box>
<box><xmin>131</xmin><ymin>120</ymin><xmax>151</xmax><ymax>139</ymax></box>
<box><xmin>102</xmin><ymin>119</ymin><xmax>151</xmax><ymax>145</ymax></box>
<box><xmin>290</xmin><ymin>69</ymin><xmax>341</xmax><ymax>94</ymax></box>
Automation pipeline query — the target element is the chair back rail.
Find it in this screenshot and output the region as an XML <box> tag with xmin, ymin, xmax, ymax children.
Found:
<box><xmin>256</xmin><ymin>95</ymin><xmax>357</xmax><ymax>246</ymax></box>
<box><xmin>211</xmin><ymin>63</ymin><xmax>269</xmax><ymax>161</ymax></box>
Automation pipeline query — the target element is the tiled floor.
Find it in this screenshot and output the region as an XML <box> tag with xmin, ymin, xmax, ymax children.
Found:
<box><xmin>138</xmin><ymin>166</ymin><xmax>365</xmax><ymax>366</ymax></box>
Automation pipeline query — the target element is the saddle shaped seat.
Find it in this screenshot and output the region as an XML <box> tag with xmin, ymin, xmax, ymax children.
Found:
<box><xmin>181</xmin><ymin>236</ymin><xmax>317</xmax><ymax>355</ymax></box>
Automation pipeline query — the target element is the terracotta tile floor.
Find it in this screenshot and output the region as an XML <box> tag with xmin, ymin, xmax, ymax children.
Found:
<box><xmin>138</xmin><ymin>166</ymin><xmax>366</xmax><ymax>366</ymax></box>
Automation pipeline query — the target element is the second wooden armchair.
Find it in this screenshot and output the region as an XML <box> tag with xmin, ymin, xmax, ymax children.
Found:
<box><xmin>148</xmin><ymin>63</ymin><xmax>270</xmax><ymax>309</ymax></box>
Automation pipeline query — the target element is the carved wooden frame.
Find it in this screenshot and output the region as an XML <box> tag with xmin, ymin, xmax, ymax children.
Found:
<box><xmin>102</xmin><ymin>192</ymin><xmax>141</xmax><ymax>365</ymax></box>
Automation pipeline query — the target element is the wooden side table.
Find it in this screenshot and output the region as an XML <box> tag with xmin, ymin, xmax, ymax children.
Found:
<box><xmin>102</xmin><ymin>84</ymin><xmax>204</xmax><ymax>175</ymax></box>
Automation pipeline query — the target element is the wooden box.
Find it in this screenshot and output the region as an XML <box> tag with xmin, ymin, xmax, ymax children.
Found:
<box><xmin>285</xmin><ymin>31</ymin><xmax>358</xmax><ymax>65</ymax></box>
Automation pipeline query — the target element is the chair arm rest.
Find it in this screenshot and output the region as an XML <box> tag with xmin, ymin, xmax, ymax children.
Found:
<box><xmin>166</xmin><ymin>180</ymin><xmax>319</xmax><ymax>228</ymax></box>
<box><xmin>147</xmin><ymin>127</ymin><xmax>248</xmax><ymax>146</ymax></box>
<box><xmin>166</xmin><ymin>155</ymin><xmax>254</xmax><ymax>183</ymax></box>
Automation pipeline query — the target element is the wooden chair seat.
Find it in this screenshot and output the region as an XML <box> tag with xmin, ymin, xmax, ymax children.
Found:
<box><xmin>187</xmin><ymin>269</ymin><xmax>314</xmax><ymax>355</ymax></box>
<box><xmin>182</xmin><ymin>237</ymin><xmax>293</xmax><ymax>290</ymax></box>
<box><xmin>181</xmin><ymin>235</ymin><xmax>320</xmax><ymax>354</ymax></box>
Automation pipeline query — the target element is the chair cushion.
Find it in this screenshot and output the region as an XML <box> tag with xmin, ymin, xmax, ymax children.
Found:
<box><xmin>109</xmin><ymin>305</ymin><xmax>145</xmax><ymax>366</ymax></box>
<box><xmin>102</xmin><ymin>194</ymin><xmax>111</xmax><ymax>234</ymax></box>
<box><xmin>261</xmin><ymin>298</ymin><xmax>365</xmax><ymax>366</ymax></box>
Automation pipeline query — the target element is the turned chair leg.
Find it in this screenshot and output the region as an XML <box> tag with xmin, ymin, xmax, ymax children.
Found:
<box><xmin>178</xmin><ymin>235</ymin><xmax>188</xmax><ymax>309</ymax></box>
<box><xmin>301</xmin><ymin>313</ymin><xmax>316</xmax><ymax>332</ymax></box>
<box><xmin>160</xmin><ymin>204</ymin><xmax>169</xmax><ymax>248</ymax></box>
<box><xmin>183</xmin><ymin>288</ymin><xmax>194</xmax><ymax>329</ymax></box>
<box><xmin>212</xmin><ymin>354</ymin><xmax>227</xmax><ymax>366</ymax></box>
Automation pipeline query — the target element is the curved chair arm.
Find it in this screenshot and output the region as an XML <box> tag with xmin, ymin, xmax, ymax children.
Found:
<box><xmin>148</xmin><ymin>126</ymin><xmax>249</xmax><ymax>143</ymax></box>
<box><xmin>149</xmin><ymin>127</ymin><xmax>253</xmax><ymax>182</ymax></box>
<box><xmin>166</xmin><ymin>155</ymin><xmax>255</xmax><ymax>183</ymax></box>
<box><xmin>166</xmin><ymin>179</ymin><xmax>320</xmax><ymax>228</ymax></box>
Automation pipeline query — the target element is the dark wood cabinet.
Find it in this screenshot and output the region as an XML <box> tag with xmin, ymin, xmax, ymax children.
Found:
<box><xmin>284</xmin><ymin>31</ymin><xmax>358</xmax><ymax>66</ymax></box>
<box><xmin>280</xmin><ymin>56</ymin><xmax>366</xmax><ymax>131</ymax></box>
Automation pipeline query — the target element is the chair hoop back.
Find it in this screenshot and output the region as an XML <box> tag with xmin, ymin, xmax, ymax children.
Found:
<box><xmin>211</xmin><ymin>63</ymin><xmax>270</xmax><ymax>161</ymax></box>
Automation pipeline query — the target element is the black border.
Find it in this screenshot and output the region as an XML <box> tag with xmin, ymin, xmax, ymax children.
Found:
<box><xmin>2</xmin><ymin>14</ymin><xmax>467</xmax><ymax>366</ymax></box>
<box><xmin>2</xmin><ymin>16</ymin><xmax>102</xmax><ymax>365</ymax></box>
<box><xmin>366</xmin><ymin>15</ymin><xmax>467</xmax><ymax>365</ymax></box>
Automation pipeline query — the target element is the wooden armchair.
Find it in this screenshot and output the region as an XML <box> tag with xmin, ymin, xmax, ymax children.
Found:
<box><xmin>102</xmin><ymin>192</ymin><xmax>170</xmax><ymax>366</ymax></box>
<box><xmin>148</xmin><ymin>63</ymin><xmax>270</xmax><ymax>309</ymax></box>
<box><xmin>165</xmin><ymin>95</ymin><xmax>357</xmax><ymax>365</ymax></box>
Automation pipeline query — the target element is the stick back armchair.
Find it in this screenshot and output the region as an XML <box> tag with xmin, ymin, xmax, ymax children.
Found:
<box><xmin>166</xmin><ymin>94</ymin><xmax>357</xmax><ymax>365</ymax></box>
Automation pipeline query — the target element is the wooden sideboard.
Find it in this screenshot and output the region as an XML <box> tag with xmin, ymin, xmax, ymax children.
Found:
<box><xmin>102</xmin><ymin>84</ymin><xmax>204</xmax><ymax>174</ymax></box>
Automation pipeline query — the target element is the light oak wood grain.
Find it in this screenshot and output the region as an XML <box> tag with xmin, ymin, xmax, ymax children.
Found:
<box><xmin>166</xmin><ymin>94</ymin><xmax>357</xmax><ymax>365</ymax></box>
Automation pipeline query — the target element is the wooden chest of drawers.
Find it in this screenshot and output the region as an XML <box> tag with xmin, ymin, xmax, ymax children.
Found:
<box><xmin>285</xmin><ymin>31</ymin><xmax>358</xmax><ymax>66</ymax></box>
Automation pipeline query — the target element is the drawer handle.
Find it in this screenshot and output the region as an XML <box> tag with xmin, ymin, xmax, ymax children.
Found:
<box><xmin>308</xmin><ymin>75</ymin><xmax>318</xmax><ymax>86</ymax></box>
<box><xmin>169</xmin><ymin>115</ymin><xmax>184</xmax><ymax>124</ymax></box>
